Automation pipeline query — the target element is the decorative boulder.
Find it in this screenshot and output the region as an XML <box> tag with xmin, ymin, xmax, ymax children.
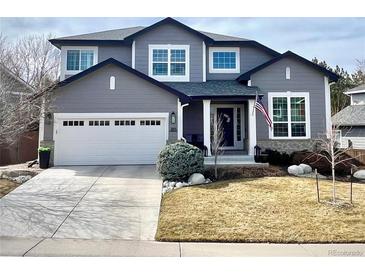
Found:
<box><xmin>188</xmin><ymin>173</ymin><xmax>205</xmax><ymax>185</ymax></box>
<box><xmin>299</xmin><ymin>163</ymin><xmax>312</xmax><ymax>174</ymax></box>
<box><xmin>288</xmin><ymin>165</ymin><xmax>304</xmax><ymax>176</ymax></box>
<box><xmin>353</xmin><ymin>170</ymin><xmax>365</xmax><ymax>180</ymax></box>
<box><xmin>175</xmin><ymin>182</ymin><xmax>184</xmax><ymax>188</ymax></box>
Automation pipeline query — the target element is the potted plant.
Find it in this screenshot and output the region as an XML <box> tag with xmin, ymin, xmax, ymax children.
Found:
<box><xmin>38</xmin><ymin>146</ymin><xmax>51</xmax><ymax>169</ymax></box>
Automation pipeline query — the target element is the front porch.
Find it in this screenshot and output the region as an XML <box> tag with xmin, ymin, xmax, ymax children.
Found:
<box><xmin>179</xmin><ymin>98</ymin><xmax>257</xmax><ymax>157</ymax></box>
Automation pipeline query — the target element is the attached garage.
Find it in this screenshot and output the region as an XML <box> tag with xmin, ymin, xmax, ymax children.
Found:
<box><xmin>53</xmin><ymin>113</ymin><xmax>169</xmax><ymax>165</ymax></box>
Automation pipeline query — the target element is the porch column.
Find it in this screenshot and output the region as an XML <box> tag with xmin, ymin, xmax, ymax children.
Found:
<box><xmin>203</xmin><ymin>100</ymin><xmax>211</xmax><ymax>156</ymax></box>
<box><xmin>177</xmin><ymin>99</ymin><xmax>183</xmax><ymax>140</ymax></box>
<box><xmin>248</xmin><ymin>99</ymin><xmax>257</xmax><ymax>156</ymax></box>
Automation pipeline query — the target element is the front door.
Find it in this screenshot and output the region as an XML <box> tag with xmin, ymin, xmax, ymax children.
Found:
<box><xmin>217</xmin><ymin>108</ymin><xmax>234</xmax><ymax>147</ymax></box>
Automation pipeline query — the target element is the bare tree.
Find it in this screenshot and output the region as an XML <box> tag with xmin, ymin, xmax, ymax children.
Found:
<box><xmin>309</xmin><ymin>122</ymin><xmax>363</xmax><ymax>204</ymax></box>
<box><xmin>0</xmin><ymin>34</ymin><xmax>60</xmax><ymax>147</ymax></box>
<box><xmin>211</xmin><ymin>114</ymin><xmax>225</xmax><ymax>179</ymax></box>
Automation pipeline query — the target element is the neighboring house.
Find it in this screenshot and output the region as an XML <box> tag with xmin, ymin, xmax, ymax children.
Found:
<box><xmin>40</xmin><ymin>17</ymin><xmax>339</xmax><ymax>166</ymax></box>
<box><xmin>0</xmin><ymin>65</ymin><xmax>39</xmax><ymax>166</ymax></box>
<box><xmin>332</xmin><ymin>84</ymin><xmax>365</xmax><ymax>149</ymax></box>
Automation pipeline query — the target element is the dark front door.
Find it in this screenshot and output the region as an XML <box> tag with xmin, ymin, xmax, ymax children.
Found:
<box><xmin>217</xmin><ymin>108</ymin><xmax>234</xmax><ymax>147</ymax></box>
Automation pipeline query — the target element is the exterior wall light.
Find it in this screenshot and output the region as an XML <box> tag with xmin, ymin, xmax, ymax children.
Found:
<box><xmin>171</xmin><ymin>112</ymin><xmax>176</xmax><ymax>124</ymax></box>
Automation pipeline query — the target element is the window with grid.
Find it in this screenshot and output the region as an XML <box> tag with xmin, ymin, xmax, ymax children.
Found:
<box><xmin>271</xmin><ymin>95</ymin><xmax>308</xmax><ymax>138</ymax></box>
<box><xmin>213</xmin><ymin>52</ymin><xmax>236</xmax><ymax>69</ymax></box>
<box><xmin>150</xmin><ymin>45</ymin><xmax>188</xmax><ymax>80</ymax></box>
<box><xmin>66</xmin><ymin>49</ymin><xmax>94</xmax><ymax>71</ymax></box>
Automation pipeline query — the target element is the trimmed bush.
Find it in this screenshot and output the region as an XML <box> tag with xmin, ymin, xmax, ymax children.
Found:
<box><xmin>264</xmin><ymin>149</ymin><xmax>291</xmax><ymax>166</ymax></box>
<box><xmin>157</xmin><ymin>142</ymin><xmax>204</xmax><ymax>181</ymax></box>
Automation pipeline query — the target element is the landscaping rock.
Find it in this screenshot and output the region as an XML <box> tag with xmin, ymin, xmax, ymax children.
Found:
<box><xmin>175</xmin><ymin>182</ymin><xmax>184</xmax><ymax>188</ymax></box>
<box><xmin>169</xmin><ymin>181</ymin><xmax>176</xmax><ymax>187</ymax></box>
<box><xmin>299</xmin><ymin>163</ymin><xmax>312</xmax><ymax>174</ymax></box>
<box><xmin>353</xmin><ymin>170</ymin><xmax>365</xmax><ymax>180</ymax></box>
<box><xmin>188</xmin><ymin>173</ymin><xmax>206</xmax><ymax>185</ymax></box>
<box><xmin>12</xmin><ymin>175</ymin><xmax>32</xmax><ymax>184</ymax></box>
<box><xmin>205</xmin><ymin>178</ymin><xmax>212</xmax><ymax>184</ymax></box>
<box><xmin>163</xmin><ymin>181</ymin><xmax>169</xmax><ymax>187</ymax></box>
<box><xmin>287</xmin><ymin>165</ymin><xmax>304</xmax><ymax>176</ymax></box>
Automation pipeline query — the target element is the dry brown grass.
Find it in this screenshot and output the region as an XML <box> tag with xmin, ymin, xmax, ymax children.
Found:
<box><xmin>0</xmin><ymin>179</ymin><xmax>20</xmax><ymax>198</ymax></box>
<box><xmin>156</xmin><ymin>177</ymin><xmax>365</xmax><ymax>243</ymax></box>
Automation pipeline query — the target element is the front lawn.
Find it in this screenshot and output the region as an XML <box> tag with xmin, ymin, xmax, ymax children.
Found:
<box><xmin>156</xmin><ymin>177</ymin><xmax>365</xmax><ymax>243</ymax></box>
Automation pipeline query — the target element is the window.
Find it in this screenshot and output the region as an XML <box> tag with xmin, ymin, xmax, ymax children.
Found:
<box><xmin>89</xmin><ymin>120</ymin><xmax>110</xmax><ymax>126</ymax></box>
<box><xmin>62</xmin><ymin>47</ymin><xmax>98</xmax><ymax>79</ymax></box>
<box><xmin>209</xmin><ymin>47</ymin><xmax>240</xmax><ymax>73</ymax></box>
<box><xmin>236</xmin><ymin>108</ymin><xmax>241</xmax><ymax>141</ymax></box>
<box><xmin>140</xmin><ymin>120</ymin><xmax>161</xmax><ymax>126</ymax></box>
<box><xmin>62</xmin><ymin>120</ymin><xmax>84</xmax><ymax>126</ymax></box>
<box><xmin>286</xmin><ymin>67</ymin><xmax>291</xmax><ymax>80</ymax></box>
<box><xmin>115</xmin><ymin>120</ymin><xmax>136</xmax><ymax>126</ymax></box>
<box><xmin>110</xmin><ymin>76</ymin><xmax>115</xmax><ymax>90</ymax></box>
<box><xmin>149</xmin><ymin>45</ymin><xmax>189</xmax><ymax>81</ymax></box>
<box><xmin>269</xmin><ymin>92</ymin><xmax>310</xmax><ymax>139</ymax></box>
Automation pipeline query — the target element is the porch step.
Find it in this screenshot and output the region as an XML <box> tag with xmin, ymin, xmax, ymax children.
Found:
<box><xmin>204</xmin><ymin>155</ymin><xmax>268</xmax><ymax>166</ymax></box>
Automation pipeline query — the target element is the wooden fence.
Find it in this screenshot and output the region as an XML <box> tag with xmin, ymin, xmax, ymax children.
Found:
<box><xmin>345</xmin><ymin>149</ymin><xmax>365</xmax><ymax>166</ymax></box>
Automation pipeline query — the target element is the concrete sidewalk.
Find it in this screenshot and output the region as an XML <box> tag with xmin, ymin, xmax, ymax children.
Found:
<box><xmin>1</xmin><ymin>237</ymin><xmax>364</xmax><ymax>257</ymax></box>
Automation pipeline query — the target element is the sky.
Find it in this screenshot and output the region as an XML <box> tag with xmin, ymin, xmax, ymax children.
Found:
<box><xmin>1</xmin><ymin>17</ymin><xmax>364</xmax><ymax>72</ymax></box>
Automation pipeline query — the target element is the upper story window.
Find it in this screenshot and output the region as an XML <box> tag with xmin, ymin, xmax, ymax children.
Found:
<box><xmin>61</xmin><ymin>46</ymin><xmax>98</xmax><ymax>80</ymax></box>
<box><xmin>148</xmin><ymin>45</ymin><xmax>190</xmax><ymax>82</ymax></box>
<box><xmin>209</xmin><ymin>47</ymin><xmax>240</xmax><ymax>74</ymax></box>
<box><xmin>268</xmin><ymin>92</ymin><xmax>310</xmax><ymax>139</ymax></box>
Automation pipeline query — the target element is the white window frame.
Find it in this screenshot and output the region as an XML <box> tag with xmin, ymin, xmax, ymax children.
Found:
<box><xmin>208</xmin><ymin>47</ymin><xmax>240</xmax><ymax>74</ymax></box>
<box><xmin>268</xmin><ymin>91</ymin><xmax>311</xmax><ymax>140</ymax></box>
<box><xmin>61</xmin><ymin>46</ymin><xmax>98</xmax><ymax>80</ymax></box>
<box><xmin>148</xmin><ymin>44</ymin><xmax>190</xmax><ymax>82</ymax></box>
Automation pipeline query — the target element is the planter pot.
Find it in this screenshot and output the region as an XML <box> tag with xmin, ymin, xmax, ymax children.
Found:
<box><xmin>39</xmin><ymin>151</ymin><xmax>51</xmax><ymax>169</ymax></box>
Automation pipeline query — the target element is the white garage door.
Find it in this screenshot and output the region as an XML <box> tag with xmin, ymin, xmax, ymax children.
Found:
<box><xmin>54</xmin><ymin>113</ymin><xmax>168</xmax><ymax>165</ymax></box>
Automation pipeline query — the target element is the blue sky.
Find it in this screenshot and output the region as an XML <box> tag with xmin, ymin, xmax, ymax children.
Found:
<box><xmin>1</xmin><ymin>17</ymin><xmax>364</xmax><ymax>72</ymax></box>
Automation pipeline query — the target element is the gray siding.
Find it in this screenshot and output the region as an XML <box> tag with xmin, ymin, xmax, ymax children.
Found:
<box><xmin>44</xmin><ymin>63</ymin><xmax>178</xmax><ymax>141</ymax></box>
<box><xmin>207</xmin><ymin>46</ymin><xmax>274</xmax><ymax>80</ymax></box>
<box><xmin>352</xmin><ymin>93</ymin><xmax>365</xmax><ymax>105</ymax></box>
<box><xmin>183</xmin><ymin>101</ymin><xmax>203</xmax><ymax>140</ymax></box>
<box><xmin>98</xmin><ymin>45</ymin><xmax>132</xmax><ymax>65</ymax></box>
<box><xmin>251</xmin><ymin>57</ymin><xmax>326</xmax><ymax>140</ymax></box>
<box><xmin>134</xmin><ymin>24</ymin><xmax>204</xmax><ymax>82</ymax></box>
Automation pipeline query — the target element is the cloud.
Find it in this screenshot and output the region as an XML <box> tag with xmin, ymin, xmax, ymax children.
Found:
<box><xmin>1</xmin><ymin>17</ymin><xmax>364</xmax><ymax>72</ymax></box>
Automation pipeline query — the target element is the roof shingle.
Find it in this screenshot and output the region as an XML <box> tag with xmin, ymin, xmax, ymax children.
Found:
<box><xmin>332</xmin><ymin>105</ymin><xmax>365</xmax><ymax>126</ymax></box>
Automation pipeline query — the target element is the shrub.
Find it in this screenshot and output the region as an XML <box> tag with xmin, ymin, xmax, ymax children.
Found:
<box><xmin>264</xmin><ymin>149</ymin><xmax>291</xmax><ymax>166</ymax></box>
<box><xmin>157</xmin><ymin>142</ymin><xmax>204</xmax><ymax>181</ymax></box>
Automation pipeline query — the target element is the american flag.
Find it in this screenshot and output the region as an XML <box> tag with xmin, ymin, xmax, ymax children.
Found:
<box><xmin>254</xmin><ymin>95</ymin><xmax>272</xmax><ymax>128</ymax></box>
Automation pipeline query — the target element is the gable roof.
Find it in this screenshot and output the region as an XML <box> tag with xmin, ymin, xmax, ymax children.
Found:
<box><xmin>236</xmin><ymin>51</ymin><xmax>340</xmax><ymax>82</ymax></box>
<box><xmin>344</xmin><ymin>83</ymin><xmax>365</xmax><ymax>95</ymax></box>
<box><xmin>123</xmin><ymin>17</ymin><xmax>215</xmax><ymax>43</ymax></box>
<box><xmin>332</xmin><ymin>105</ymin><xmax>365</xmax><ymax>126</ymax></box>
<box><xmin>55</xmin><ymin>58</ymin><xmax>191</xmax><ymax>103</ymax></box>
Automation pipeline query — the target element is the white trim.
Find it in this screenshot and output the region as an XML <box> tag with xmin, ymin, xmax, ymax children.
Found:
<box><xmin>324</xmin><ymin>76</ymin><xmax>332</xmax><ymax>135</ymax></box>
<box><xmin>268</xmin><ymin>91</ymin><xmax>311</xmax><ymax>140</ymax></box>
<box><xmin>177</xmin><ymin>99</ymin><xmax>189</xmax><ymax>140</ymax></box>
<box><xmin>211</xmin><ymin>104</ymin><xmax>244</xmax><ymax>150</ymax></box>
<box><xmin>109</xmin><ymin>76</ymin><xmax>115</xmax><ymax>90</ymax></box>
<box><xmin>248</xmin><ymin>99</ymin><xmax>257</xmax><ymax>156</ymax></box>
<box><xmin>60</xmin><ymin>46</ymin><xmax>98</xmax><ymax>80</ymax></box>
<box><xmin>54</xmin><ymin>112</ymin><xmax>169</xmax><ymax>119</ymax></box>
<box><xmin>344</xmin><ymin>89</ymin><xmax>365</xmax><ymax>95</ymax></box>
<box><xmin>208</xmin><ymin>47</ymin><xmax>240</xmax><ymax>74</ymax></box>
<box><xmin>247</xmin><ymin>80</ymin><xmax>252</xmax><ymax>86</ymax></box>
<box><xmin>286</xmin><ymin>67</ymin><xmax>291</xmax><ymax>80</ymax></box>
<box><xmin>38</xmin><ymin>97</ymin><xmax>45</xmax><ymax>147</ymax></box>
<box><xmin>203</xmin><ymin>100</ymin><xmax>211</xmax><ymax>156</ymax></box>
<box><xmin>202</xmin><ymin>41</ymin><xmax>206</xmax><ymax>82</ymax></box>
<box><xmin>132</xmin><ymin>40</ymin><xmax>136</xmax><ymax>69</ymax></box>
<box><xmin>148</xmin><ymin>44</ymin><xmax>190</xmax><ymax>82</ymax></box>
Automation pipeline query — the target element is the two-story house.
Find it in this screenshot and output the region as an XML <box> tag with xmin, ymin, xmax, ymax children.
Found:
<box><xmin>40</xmin><ymin>17</ymin><xmax>339</xmax><ymax>166</ymax></box>
<box><xmin>332</xmin><ymin>84</ymin><xmax>365</xmax><ymax>149</ymax></box>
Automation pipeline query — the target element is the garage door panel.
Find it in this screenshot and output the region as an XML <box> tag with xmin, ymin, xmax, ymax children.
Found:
<box><xmin>54</xmin><ymin>116</ymin><xmax>167</xmax><ymax>165</ymax></box>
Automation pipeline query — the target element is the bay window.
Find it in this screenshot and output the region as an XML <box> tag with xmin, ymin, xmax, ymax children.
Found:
<box><xmin>268</xmin><ymin>92</ymin><xmax>310</xmax><ymax>139</ymax></box>
<box><xmin>149</xmin><ymin>45</ymin><xmax>190</xmax><ymax>81</ymax></box>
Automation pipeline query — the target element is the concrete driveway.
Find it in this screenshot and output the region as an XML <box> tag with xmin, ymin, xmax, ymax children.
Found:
<box><xmin>0</xmin><ymin>165</ymin><xmax>161</xmax><ymax>240</ymax></box>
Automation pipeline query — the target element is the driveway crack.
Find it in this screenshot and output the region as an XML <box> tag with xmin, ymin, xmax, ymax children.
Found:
<box><xmin>50</xmin><ymin>166</ymin><xmax>108</xmax><ymax>238</ymax></box>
